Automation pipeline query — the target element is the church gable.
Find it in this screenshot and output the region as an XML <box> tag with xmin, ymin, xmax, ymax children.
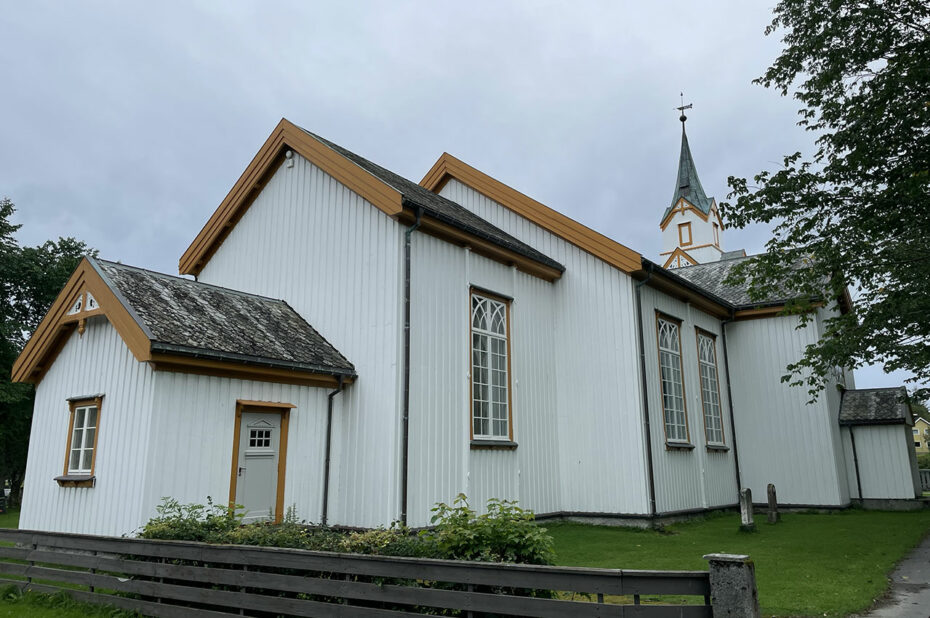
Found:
<box><xmin>180</xmin><ymin>120</ymin><xmax>563</xmax><ymax>282</ymax></box>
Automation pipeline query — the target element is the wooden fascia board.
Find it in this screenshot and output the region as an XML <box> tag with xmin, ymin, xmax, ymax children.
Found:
<box><xmin>420</xmin><ymin>153</ymin><xmax>641</xmax><ymax>274</ymax></box>
<box><xmin>11</xmin><ymin>259</ymin><xmax>153</xmax><ymax>383</ymax></box>
<box><xmin>661</xmin><ymin>247</ymin><xmax>697</xmax><ymax>268</ymax></box>
<box><xmin>398</xmin><ymin>208</ymin><xmax>563</xmax><ymax>282</ymax></box>
<box><xmin>179</xmin><ymin>119</ymin><xmax>405</xmax><ymax>276</ymax></box>
<box><xmin>732</xmin><ymin>302</ymin><xmax>824</xmax><ymax>321</ymax></box>
<box><xmin>147</xmin><ymin>353</ymin><xmax>351</xmax><ymax>388</ymax></box>
<box><xmin>659</xmin><ymin>199</ymin><xmax>710</xmax><ymax>231</ymax></box>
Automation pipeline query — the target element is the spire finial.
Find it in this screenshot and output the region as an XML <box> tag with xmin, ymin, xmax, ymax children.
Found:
<box><xmin>676</xmin><ymin>93</ymin><xmax>693</xmax><ymax>125</ymax></box>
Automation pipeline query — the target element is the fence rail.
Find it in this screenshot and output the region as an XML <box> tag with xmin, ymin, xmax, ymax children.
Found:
<box><xmin>919</xmin><ymin>469</ymin><xmax>930</xmax><ymax>492</ymax></box>
<box><xmin>0</xmin><ymin>528</ymin><xmax>728</xmax><ymax>617</ymax></box>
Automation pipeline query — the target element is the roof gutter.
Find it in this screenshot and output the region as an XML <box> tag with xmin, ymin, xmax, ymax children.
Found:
<box><xmin>634</xmin><ymin>262</ymin><xmax>657</xmax><ymax>517</ymax></box>
<box><xmin>148</xmin><ymin>342</ymin><xmax>357</xmax><ymax>378</ymax></box>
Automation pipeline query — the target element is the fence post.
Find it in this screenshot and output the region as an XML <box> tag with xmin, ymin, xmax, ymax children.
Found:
<box><xmin>702</xmin><ymin>553</ymin><xmax>760</xmax><ymax>617</ymax></box>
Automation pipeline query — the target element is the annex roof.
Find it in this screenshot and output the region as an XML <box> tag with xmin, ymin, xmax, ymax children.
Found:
<box><xmin>179</xmin><ymin>119</ymin><xmax>564</xmax><ymax>281</ymax></box>
<box><xmin>661</xmin><ymin>125</ymin><xmax>713</xmax><ymax>224</ymax></box>
<box><xmin>839</xmin><ymin>387</ymin><xmax>912</xmax><ymax>426</ymax></box>
<box><xmin>96</xmin><ymin>260</ymin><xmax>355</xmax><ymax>376</ymax></box>
<box><xmin>12</xmin><ymin>257</ymin><xmax>355</xmax><ymax>387</ymax></box>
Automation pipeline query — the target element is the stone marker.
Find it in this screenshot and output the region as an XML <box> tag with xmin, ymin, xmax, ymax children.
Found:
<box><xmin>767</xmin><ymin>483</ymin><xmax>779</xmax><ymax>524</ymax></box>
<box><xmin>703</xmin><ymin>553</ymin><xmax>761</xmax><ymax>617</ymax></box>
<box><xmin>739</xmin><ymin>488</ymin><xmax>755</xmax><ymax>532</ymax></box>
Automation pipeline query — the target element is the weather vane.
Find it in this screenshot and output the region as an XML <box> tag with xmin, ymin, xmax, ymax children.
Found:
<box><xmin>676</xmin><ymin>92</ymin><xmax>692</xmax><ymax>123</ymax></box>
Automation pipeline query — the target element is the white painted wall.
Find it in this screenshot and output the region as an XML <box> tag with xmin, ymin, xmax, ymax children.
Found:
<box><xmin>842</xmin><ymin>425</ymin><xmax>920</xmax><ymax>499</ymax></box>
<box><xmin>144</xmin><ymin>372</ymin><xmax>333</xmax><ymax>526</ymax></box>
<box><xmin>20</xmin><ymin>317</ymin><xmax>156</xmax><ymax>535</ymax></box>
<box><xmin>196</xmin><ymin>153</ymin><xmax>403</xmax><ymax>528</ymax></box>
<box><xmin>406</xmin><ymin>234</ymin><xmax>561</xmax><ymax>526</ymax></box>
<box><xmin>439</xmin><ymin>179</ymin><xmax>650</xmax><ymax>516</ymax></box>
<box><xmin>725</xmin><ymin>315</ymin><xmax>849</xmax><ymax>506</ymax></box>
<box><xmin>639</xmin><ymin>287</ymin><xmax>738</xmax><ymax>513</ymax></box>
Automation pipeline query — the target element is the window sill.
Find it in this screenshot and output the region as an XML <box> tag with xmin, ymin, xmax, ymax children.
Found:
<box><xmin>54</xmin><ymin>475</ymin><xmax>95</xmax><ymax>488</ymax></box>
<box><xmin>470</xmin><ymin>440</ymin><xmax>518</xmax><ymax>451</ymax></box>
<box><xmin>665</xmin><ymin>441</ymin><xmax>695</xmax><ymax>451</ymax></box>
<box><xmin>706</xmin><ymin>444</ymin><xmax>730</xmax><ymax>452</ymax></box>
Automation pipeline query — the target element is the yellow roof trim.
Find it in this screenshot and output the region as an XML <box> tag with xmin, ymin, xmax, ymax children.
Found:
<box><xmin>661</xmin><ymin>247</ymin><xmax>698</xmax><ymax>268</ymax></box>
<box><xmin>12</xmin><ymin>258</ymin><xmax>153</xmax><ymax>384</ymax></box>
<box><xmin>420</xmin><ymin>153</ymin><xmax>642</xmax><ymax>274</ymax></box>
<box><xmin>179</xmin><ymin>119</ymin><xmax>405</xmax><ymax>277</ymax></box>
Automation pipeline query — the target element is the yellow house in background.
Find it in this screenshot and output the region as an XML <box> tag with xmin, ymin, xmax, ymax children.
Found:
<box><xmin>913</xmin><ymin>417</ymin><xmax>930</xmax><ymax>454</ymax></box>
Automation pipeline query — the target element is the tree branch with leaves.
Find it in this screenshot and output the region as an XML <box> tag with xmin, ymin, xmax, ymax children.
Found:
<box><xmin>722</xmin><ymin>0</ymin><xmax>930</xmax><ymax>400</ymax></box>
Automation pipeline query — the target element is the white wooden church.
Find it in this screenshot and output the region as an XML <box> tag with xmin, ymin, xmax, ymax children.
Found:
<box><xmin>13</xmin><ymin>117</ymin><xmax>921</xmax><ymax>535</ymax></box>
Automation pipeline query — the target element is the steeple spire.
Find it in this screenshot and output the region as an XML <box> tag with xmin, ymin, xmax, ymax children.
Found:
<box><xmin>671</xmin><ymin>124</ymin><xmax>711</xmax><ymax>214</ymax></box>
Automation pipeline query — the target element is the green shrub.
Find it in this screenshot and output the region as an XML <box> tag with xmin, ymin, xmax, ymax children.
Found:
<box><xmin>343</xmin><ymin>524</ymin><xmax>440</xmax><ymax>558</ymax></box>
<box><xmin>138</xmin><ymin>495</ymin><xmax>554</xmax><ymax>566</ymax></box>
<box><xmin>422</xmin><ymin>494</ymin><xmax>555</xmax><ymax>564</ymax></box>
<box><xmin>138</xmin><ymin>497</ymin><xmax>241</xmax><ymax>543</ymax></box>
<box><xmin>917</xmin><ymin>452</ymin><xmax>930</xmax><ymax>470</ymax></box>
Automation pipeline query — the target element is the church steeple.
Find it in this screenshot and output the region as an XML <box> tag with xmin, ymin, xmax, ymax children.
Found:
<box><xmin>659</xmin><ymin>104</ymin><xmax>724</xmax><ymax>269</ymax></box>
<box><xmin>669</xmin><ymin>123</ymin><xmax>712</xmax><ymax>218</ymax></box>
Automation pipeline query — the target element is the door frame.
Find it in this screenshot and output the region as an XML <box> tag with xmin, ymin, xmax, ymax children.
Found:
<box><xmin>228</xmin><ymin>399</ymin><xmax>294</xmax><ymax>524</ymax></box>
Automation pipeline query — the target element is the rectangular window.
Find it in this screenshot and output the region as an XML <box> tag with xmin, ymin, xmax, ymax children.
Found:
<box><xmin>471</xmin><ymin>291</ymin><xmax>511</xmax><ymax>440</ymax></box>
<box><xmin>657</xmin><ymin>316</ymin><xmax>688</xmax><ymax>443</ymax></box>
<box><xmin>914</xmin><ymin>429</ymin><xmax>919</xmax><ymax>435</ymax></box>
<box><xmin>697</xmin><ymin>331</ymin><xmax>725</xmax><ymax>445</ymax></box>
<box><xmin>65</xmin><ymin>399</ymin><xmax>100</xmax><ymax>476</ymax></box>
<box><xmin>916</xmin><ymin>442</ymin><xmax>922</xmax><ymax>448</ymax></box>
<box><xmin>678</xmin><ymin>222</ymin><xmax>692</xmax><ymax>246</ymax></box>
<box><xmin>713</xmin><ymin>223</ymin><xmax>719</xmax><ymax>245</ymax></box>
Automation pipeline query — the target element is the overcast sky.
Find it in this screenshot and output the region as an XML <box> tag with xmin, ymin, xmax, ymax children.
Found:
<box><xmin>0</xmin><ymin>1</ymin><xmax>913</xmax><ymax>390</ymax></box>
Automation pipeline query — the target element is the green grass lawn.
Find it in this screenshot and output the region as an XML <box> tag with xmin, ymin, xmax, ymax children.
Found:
<box><xmin>547</xmin><ymin>509</ymin><xmax>930</xmax><ymax>617</ymax></box>
<box><xmin>0</xmin><ymin>509</ymin><xmax>19</xmax><ymax>531</ymax></box>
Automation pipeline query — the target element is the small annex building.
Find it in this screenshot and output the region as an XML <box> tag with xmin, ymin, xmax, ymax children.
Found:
<box><xmin>14</xmin><ymin>117</ymin><xmax>921</xmax><ymax>535</ymax></box>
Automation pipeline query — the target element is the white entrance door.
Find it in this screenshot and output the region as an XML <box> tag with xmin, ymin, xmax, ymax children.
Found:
<box><xmin>235</xmin><ymin>411</ymin><xmax>282</xmax><ymax>523</ymax></box>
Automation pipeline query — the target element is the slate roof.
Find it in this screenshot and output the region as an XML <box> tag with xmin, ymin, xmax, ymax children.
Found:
<box><xmin>298</xmin><ymin>127</ymin><xmax>565</xmax><ymax>274</ymax></box>
<box><xmin>671</xmin><ymin>254</ymin><xmax>805</xmax><ymax>308</ymax></box>
<box><xmin>661</xmin><ymin>125</ymin><xmax>714</xmax><ymax>224</ymax></box>
<box><xmin>92</xmin><ymin>259</ymin><xmax>356</xmax><ymax>377</ymax></box>
<box><xmin>839</xmin><ymin>387</ymin><xmax>912</xmax><ymax>426</ymax></box>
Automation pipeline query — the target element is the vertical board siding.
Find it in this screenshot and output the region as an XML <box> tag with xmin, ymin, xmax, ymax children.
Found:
<box><xmin>440</xmin><ymin>180</ymin><xmax>649</xmax><ymax>516</ymax></box>
<box><xmin>725</xmin><ymin>316</ymin><xmax>848</xmax><ymax>506</ymax></box>
<box><xmin>145</xmin><ymin>373</ymin><xmax>330</xmax><ymax>525</ymax></box>
<box><xmin>843</xmin><ymin>426</ymin><xmax>919</xmax><ymax>500</ymax></box>
<box><xmin>408</xmin><ymin>234</ymin><xmax>561</xmax><ymax>526</ymax></box>
<box><xmin>639</xmin><ymin>287</ymin><xmax>737</xmax><ymax>513</ymax></box>
<box><xmin>197</xmin><ymin>154</ymin><xmax>402</xmax><ymax>528</ymax></box>
<box><xmin>20</xmin><ymin>318</ymin><xmax>156</xmax><ymax>535</ymax></box>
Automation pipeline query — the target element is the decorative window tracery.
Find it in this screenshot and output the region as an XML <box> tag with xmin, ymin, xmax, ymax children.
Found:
<box><xmin>471</xmin><ymin>292</ymin><xmax>511</xmax><ymax>440</ymax></box>
<box><xmin>697</xmin><ymin>332</ymin><xmax>725</xmax><ymax>445</ymax></box>
<box><xmin>657</xmin><ymin>316</ymin><xmax>688</xmax><ymax>443</ymax></box>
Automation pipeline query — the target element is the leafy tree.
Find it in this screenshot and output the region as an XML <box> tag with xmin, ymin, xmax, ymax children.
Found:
<box><xmin>722</xmin><ymin>0</ymin><xmax>930</xmax><ymax>399</ymax></box>
<box><xmin>0</xmin><ymin>197</ymin><xmax>94</xmax><ymax>506</ymax></box>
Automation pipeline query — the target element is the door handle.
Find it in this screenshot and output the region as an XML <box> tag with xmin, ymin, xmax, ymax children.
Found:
<box><xmin>238</xmin><ymin>466</ymin><xmax>246</xmax><ymax>477</ymax></box>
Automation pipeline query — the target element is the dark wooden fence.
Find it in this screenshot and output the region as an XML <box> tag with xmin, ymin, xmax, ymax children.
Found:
<box><xmin>0</xmin><ymin>528</ymin><xmax>719</xmax><ymax>617</ymax></box>
<box><xmin>919</xmin><ymin>469</ymin><xmax>930</xmax><ymax>492</ymax></box>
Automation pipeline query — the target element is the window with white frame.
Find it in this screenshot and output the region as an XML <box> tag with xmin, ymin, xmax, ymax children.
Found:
<box><xmin>471</xmin><ymin>291</ymin><xmax>510</xmax><ymax>440</ymax></box>
<box><xmin>657</xmin><ymin>316</ymin><xmax>688</xmax><ymax>443</ymax></box>
<box><xmin>697</xmin><ymin>332</ymin><xmax>725</xmax><ymax>445</ymax></box>
<box><xmin>66</xmin><ymin>401</ymin><xmax>99</xmax><ymax>475</ymax></box>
